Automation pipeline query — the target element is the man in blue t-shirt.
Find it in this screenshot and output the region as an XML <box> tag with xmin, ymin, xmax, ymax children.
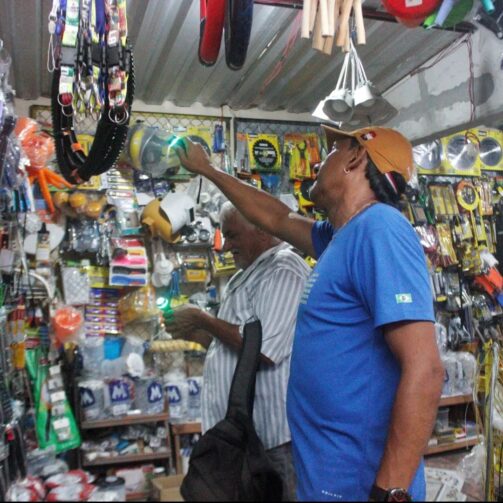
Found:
<box><xmin>174</xmin><ymin>125</ymin><xmax>444</xmax><ymax>502</ymax></box>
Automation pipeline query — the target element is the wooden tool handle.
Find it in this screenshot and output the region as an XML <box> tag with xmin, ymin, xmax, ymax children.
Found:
<box><xmin>312</xmin><ymin>6</ymin><xmax>325</xmax><ymax>51</ymax></box>
<box><xmin>310</xmin><ymin>0</ymin><xmax>319</xmax><ymax>33</ymax></box>
<box><xmin>336</xmin><ymin>0</ymin><xmax>353</xmax><ymax>47</ymax></box>
<box><xmin>326</xmin><ymin>0</ymin><xmax>336</xmax><ymax>36</ymax></box>
<box><xmin>322</xmin><ymin>35</ymin><xmax>335</xmax><ymax>55</ymax></box>
<box><xmin>333</xmin><ymin>0</ymin><xmax>341</xmax><ymax>35</ymax></box>
<box><xmin>301</xmin><ymin>0</ymin><xmax>312</xmax><ymax>38</ymax></box>
<box><xmin>353</xmin><ymin>0</ymin><xmax>366</xmax><ymax>44</ymax></box>
<box><xmin>319</xmin><ymin>0</ymin><xmax>331</xmax><ymax>36</ymax></box>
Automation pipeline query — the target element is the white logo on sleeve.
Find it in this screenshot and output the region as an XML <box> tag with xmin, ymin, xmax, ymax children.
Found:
<box><xmin>396</xmin><ymin>293</ymin><xmax>413</xmax><ymax>304</ymax></box>
<box><xmin>300</xmin><ymin>272</ymin><xmax>319</xmax><ymax>305</ymax></box>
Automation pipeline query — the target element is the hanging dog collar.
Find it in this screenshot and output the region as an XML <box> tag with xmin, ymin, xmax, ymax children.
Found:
<box><xmin>73</xmin><ymin>0</ymin><xmax>94</xmax><ymax>116</ymax></box>
<box><xmin>106</xmin><ymin>0</ymin><xmax>129</xmax><ymax>121</ymax></box>
<box><xmin>50</xmin><ymin>0</ymin><xmax>134</xmax><ymax>183</ymax></box>
<box><xmin>59</xmin><ymin>0</ymin><xmax>80</xmax><ymax>108</ymax></box>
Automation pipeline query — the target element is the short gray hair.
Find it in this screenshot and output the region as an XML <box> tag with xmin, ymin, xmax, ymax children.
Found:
<box><xmin>219</xmin><ymin>201</ymin><xmax>255</xmax><ymax>229</ymax></box>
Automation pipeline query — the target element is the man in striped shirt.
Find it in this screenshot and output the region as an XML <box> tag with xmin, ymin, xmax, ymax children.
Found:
<box><xmin>166</xmin><ymin>202</ymin><xmax>310</xmax><ymax>501</ymax></box>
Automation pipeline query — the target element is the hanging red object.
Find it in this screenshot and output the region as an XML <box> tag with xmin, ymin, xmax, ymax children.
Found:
<box><xmin>395</xmin><ymin>15</ymin><xmax>427</xmax><ymax>26</ymax></box>
<box><xmin>199</xmin><ymin>0</ymin><xmax>226</xmax><ymax>66</ymax></box>
<box><xmin>381</xmin><ymin>0</ymin><xmax>441</xmax><ymax>19</ymax></box>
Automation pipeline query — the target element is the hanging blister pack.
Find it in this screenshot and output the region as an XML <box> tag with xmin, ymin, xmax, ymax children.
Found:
<box><xmin>62</xmin><ymin>262</ymin><xmax>91</xmax><ymax>305</ymax></box>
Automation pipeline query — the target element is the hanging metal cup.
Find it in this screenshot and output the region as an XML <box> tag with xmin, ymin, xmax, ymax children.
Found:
<box><xmin>322</xmin><ymin>52</ymin><xmax>354</xmax><ymax>122</ymax></box>
<box><xmin>351</xmin><ymin>39</ymin><xmax>382</xmax><ymax>111</ymax></box>
<box><xmin>353</xmin><ymin>83</ymin><xmax>382</xmax><ymax>109</ymax></box>
<box><xmin>312</xmin><ymin>99</ymin><xmax>331</xmax><ymax>121</ymax></box>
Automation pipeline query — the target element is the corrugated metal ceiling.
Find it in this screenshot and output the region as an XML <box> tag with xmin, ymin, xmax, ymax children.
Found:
<box><xmin>0</xmin><ymin>0</ymin><xmax>463</xmax><ymax>114</ymax></box>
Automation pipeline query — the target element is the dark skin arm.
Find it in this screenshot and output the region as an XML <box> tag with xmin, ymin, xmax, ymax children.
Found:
<box><xmin>166</xmin><ymin>305</ymin><xmax>274</xmax><ymax>366</ymax></box>
<box><xmin>374</xmin><ymin>321</ymin><xmax>444</xmax><ymax>493</ymax></box>
<box><xmin>174</xmin><ymin>140</ymin><xmax>317</xmax><ymax>257</ymax></box>
<box><xmin>177</xmin><ymin>328</ymin><xmax>213</xmax><ymax>350</ymax></box>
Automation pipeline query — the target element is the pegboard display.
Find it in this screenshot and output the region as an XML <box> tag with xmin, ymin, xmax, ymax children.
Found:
<box><xmin>235</xmin><ymin>118</ymin><xmax>323</xmax><ymax>134</ymax></box>
<box><xmin>29</xmin><ymin>106</ymin><xmax>232</xmax><ymax>171</ymax></box>
<box><xmin>234</xmin><ymin>118</ymin><xmax>325</xmax><ymax>195</ymax></box>
<box><xmin>30</xmin><ymin>106</ymin><xmax>231</xmax><ymax>138</ymax></box>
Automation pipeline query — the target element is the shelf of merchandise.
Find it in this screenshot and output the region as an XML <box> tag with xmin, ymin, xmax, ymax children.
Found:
<box><xmin>81</xmin><ymin>411</ymin><xmax>170</xmax><ymax>429</ymax></box>
<box><xmin>170</xmin><ymin>422</ymin><xmax>202</xmax><ymax>474</ymax></box>
<box><xmin>425</xmin><ymin>436</ymin><xmax>479</xmax><ymax>456</ymax></box>
<box><xmin>438</xmin><ymin>395</ymin><xmax>473</xmax><ymax>407</ymax></box>
<box><xmin>83</xmin><ymin>451</ymin><xmax>171</xmax><ymax>467</ymax></box>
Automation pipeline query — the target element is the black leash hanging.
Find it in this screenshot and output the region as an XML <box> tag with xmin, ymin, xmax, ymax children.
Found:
<box><xmin>50</xmin><ymin>0</ymin><xmax>134</xmax><ymax>184</ymax></box>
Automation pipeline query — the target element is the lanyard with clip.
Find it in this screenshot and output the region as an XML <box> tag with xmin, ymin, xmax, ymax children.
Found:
<box><xmin>91</xmin><ymin>0</ymin><xmax>107</xmax><ymax>118</ymax></box>
<box><xmin>58</xmin><ymin>0</ymin><xmax>80</xmax><ymax>110</ymax></box>
<box><xmin>50</xmin><ymin>0</ymin><xmax>134</xmax><ymax>184</ymax></box>
<box><xmin>105</xmin><ymin>0</ymin><xmax>129</xmax><ymax>124</ymax></box>
<box><xmin>47</xmin><ymin>0</ymin><xmax>63</xmax><ymax>72</ymax></box>
<box><xmin>73</xmin><ymin>0</ymin><xmax>94</xmax><ymax>118</ymax></box>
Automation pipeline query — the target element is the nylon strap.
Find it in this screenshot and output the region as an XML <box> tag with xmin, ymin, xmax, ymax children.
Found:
<box><xmin>59</xmin><ymin>0</ymin><xmax>80</xmax><ymax>105</ymax></box>
<box><xmin>106</xmin><ymin>0</ymin><xmax>128</xmax><ymax>112</ymax></box>
<box><xmin>73</xmin><ymin>0</ymin><xmax>94</xmax><ymax>116</ymax></box>
<box><xmin>91</xmin><ymin>0</ymin><xmax>106</xmax><ymax>110</ymax></box>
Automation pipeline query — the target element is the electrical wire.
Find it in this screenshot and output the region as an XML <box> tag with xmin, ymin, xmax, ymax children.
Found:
<box><xmin>410</xmin><ymin>33</ymin><xmax>476</xmax><ymax>123</ymax></box>
<box><xmin>410</xmin><ymin>33</ymin><xmax>470</xmax><ymax>76</ymax></box>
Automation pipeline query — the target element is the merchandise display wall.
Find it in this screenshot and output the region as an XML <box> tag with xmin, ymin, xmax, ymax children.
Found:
<box><xmin>1</xmin><ymin>0</ymin><xmax>503</xmax><ymax>502</ymax></box>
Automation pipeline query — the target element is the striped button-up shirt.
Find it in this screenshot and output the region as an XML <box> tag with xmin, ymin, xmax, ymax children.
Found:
<box><xmin>202</xmin><ymin>243</ymin><xmax>310</xmax><ymax>449</ymax></box>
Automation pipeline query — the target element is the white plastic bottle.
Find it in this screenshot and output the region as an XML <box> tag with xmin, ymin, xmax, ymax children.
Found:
<box><xmin>187</xmin><ymin>376</ymin><xmax>203</xmax><ymax>422</ymax></box>
<box><xmin>164</xmin><ymin>371</ymin><xmax>188</xmax><ymax>423</ymax></box>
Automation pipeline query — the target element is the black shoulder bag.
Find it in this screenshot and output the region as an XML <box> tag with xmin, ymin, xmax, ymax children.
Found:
<box><xmin>180</xmin><ymin>320</ymin><xmax>283</xmax><ymax>501</ymax></box>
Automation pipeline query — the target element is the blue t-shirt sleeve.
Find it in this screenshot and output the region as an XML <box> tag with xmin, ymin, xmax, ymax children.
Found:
<box><xmin>353</xmin><ymin>214</ymin><xmax>435</xmax><ymax>328</ymax></box>
<box><xmin>311</xmin><ymin>220</ymin><xmax>335</xmax><ymax>259</ymax></box>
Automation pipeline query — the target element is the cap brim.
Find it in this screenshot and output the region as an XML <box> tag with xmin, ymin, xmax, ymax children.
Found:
<box><xmin>321</xmin><ymin>124</ymin><xmax>358</xmax><ymax>150</ymax></box>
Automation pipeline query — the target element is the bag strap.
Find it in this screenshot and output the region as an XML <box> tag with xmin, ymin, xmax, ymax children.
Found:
<box><xmin>225</xmin><ymin>320</ymin><xmax>262</xmax><ymax>419</ymax></box>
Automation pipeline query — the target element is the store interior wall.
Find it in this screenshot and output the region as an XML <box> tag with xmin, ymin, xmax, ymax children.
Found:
<box><xmin>387</xmin><ymin>27</ymin><xmax>503</xmax><ymax>144</ymax></box>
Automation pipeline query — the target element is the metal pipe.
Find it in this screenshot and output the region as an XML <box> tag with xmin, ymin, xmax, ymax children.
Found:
<box><xmin>253</xmin><ymin>0</ymin><xmax>476</xmax><ymax>33</ymax></box>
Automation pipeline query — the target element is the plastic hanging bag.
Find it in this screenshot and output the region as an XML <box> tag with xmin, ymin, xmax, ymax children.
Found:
<box><xmin>435</xmin><ymin>322</ymin><xmax>449</xmax><ymax>355</ymax></box>
<box><xmin>457</xmin><ymin>441</ymin><xmax>485</xmax><ymax>489</ymax></box>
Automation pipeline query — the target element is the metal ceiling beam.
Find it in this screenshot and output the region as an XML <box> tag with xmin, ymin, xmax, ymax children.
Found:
<box><xmin>253</xmin><ymin>0</ymin><xmax>476</xmax><ymax>33</ymax></box>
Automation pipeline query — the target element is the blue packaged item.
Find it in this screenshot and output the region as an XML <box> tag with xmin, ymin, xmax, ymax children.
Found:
<box><xmin>104</xmin><ymin>337</ymin><xmax>124</xmax><ymax>360</ymax></box>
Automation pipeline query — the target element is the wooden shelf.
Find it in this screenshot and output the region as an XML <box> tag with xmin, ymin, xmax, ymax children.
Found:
<box><xmin>425</xmin><ymin>436</ymin><xmax>479</xmax><ymax>456</ymax></box>
<box><xmin>170</xmin><ymin>422</ymin><xmax>202</xmax><ymax>435</ymax></box>
<box><xmin>126</xmin><ymin>491</ymin><xmax>150</xmax><ymax>501</ymax></box>
<box><xmin>83</xmin><ymin>451</ymin><xmax>171</xmax><ymax>467</ymax></box>
<box><xmin>81</xmin><ymin>411</ymin><xmax>169</xmax><ymax>429</ymax></box>
<box><xmin>439</xmin><ymin>395</ymin><xmax>473</xmax><ymax>407</ymax></box>
<box><xmin>170</xmin><ymin>422</ymin><xmax>202</xmax><ymax>475</ymax></box>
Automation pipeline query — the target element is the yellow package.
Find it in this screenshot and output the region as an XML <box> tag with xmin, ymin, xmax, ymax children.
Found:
<box><xmin>247</xmin><ymin>134</ymin><xmax>282</xmax><ymax>172</ymax></box>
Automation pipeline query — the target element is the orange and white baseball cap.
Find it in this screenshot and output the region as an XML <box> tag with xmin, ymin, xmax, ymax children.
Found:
<box><xmin>322</xmin><ymin>125</ymin><xmax>414</xmax><ymax>182</ymax></box>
